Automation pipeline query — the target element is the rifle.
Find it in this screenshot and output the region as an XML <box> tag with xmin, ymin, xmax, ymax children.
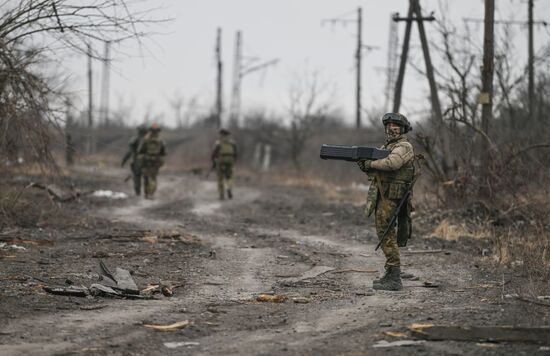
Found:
<box><xmin>121</xmin><ymin>151</ymin><xmax>131</xmax><ymax>167</ymax></box>
<box><xmin>374</xmin><ymin>175</ymin><xmax>419</xmax><ymax>251</ymax></box>
<box><xmin>320</xmin><ymin>144</ymin><xmax>389</xmax><ymax>162</ymax></box>
<box><xmin>205</xmin><ymin>162</ymin><xmax>216</xmax><ymax>178</ymax></box>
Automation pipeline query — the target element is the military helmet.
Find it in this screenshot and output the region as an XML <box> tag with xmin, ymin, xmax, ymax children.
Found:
<box><xmin>381</xmin><ymin>112</ymin><xmax>412</xmax><ymax>133</ymax></box>
<box><xmin>219</xmin><ymin>128</ymin><xmax>230</xmax><ymax>136</ymax></box>
<box><xmin>137</xmin><ymin>124</ymin><xmax>148</xmax><ymax>134</ymax></box>
<box><xmin>149</xmin><ymin>122</ymin><xmax>161</xmax><ymax>133</ymax></box>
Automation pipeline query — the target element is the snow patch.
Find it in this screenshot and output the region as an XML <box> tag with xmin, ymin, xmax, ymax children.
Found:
<box><xmin>92</xmin><ymin>190</ymin><xmax>128</xmax><ymax>199</ymax></box>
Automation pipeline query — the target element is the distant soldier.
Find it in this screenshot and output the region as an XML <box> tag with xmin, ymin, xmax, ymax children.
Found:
<box><xmin>357</xmin><ymin>113</ymin><xmax>415</xmax><ymax>291</ymax></box>
<box><xmin>121</xmin><ymin>124</ymin><xmax>148</xmax><ymax>196</ymax></box>
<box><xmin>137</xmin><ymin>123</ymin><xmax>167</xmax><ymax>199</ymax></box>
<box><xmin>211</xmin><ymin>128</ymin><xmax>237</xmax><ymax>200</ymax></box>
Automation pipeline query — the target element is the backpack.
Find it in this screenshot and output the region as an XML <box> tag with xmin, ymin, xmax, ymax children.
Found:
<box><xmin>141</xmin><ymin>138</ymin><xmax>164</xmax><ymax>167</ymax></box>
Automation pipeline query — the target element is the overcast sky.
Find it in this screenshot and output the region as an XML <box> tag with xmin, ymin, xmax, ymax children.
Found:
<box><xmin>61</xmin><ymin>0</ymin><xmax>550</xmax><ymax>128</ymax></box>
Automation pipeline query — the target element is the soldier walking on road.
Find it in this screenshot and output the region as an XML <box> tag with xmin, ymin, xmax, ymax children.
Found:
<box><xmin>211</xmin><ymin>128</ymin><xmax>237</xmax><ymax>200</ymax></box>
<box><xmin>357</xmin><ymin>113</ymin><xmax>416</xmax><ymax>291</ymax></box>
<box><xmin>121</xmin><ymin>124</ymin><xmax>148</xmax><ymax>196</ymax></box>
<box><xmin>137</xmin><ymin>123</ymin><xmax>167</xmax><ymax>199</ymax></box>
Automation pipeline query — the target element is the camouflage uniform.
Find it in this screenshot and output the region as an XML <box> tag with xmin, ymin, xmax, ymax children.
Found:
<box><xmin>121</xmin><ymin>125</ymin><xmax>147</xmax><ymax>196</ymax></box>
<box><xmin>366</xmin><ymin>136</ymin><xmax>415</xmax><ymax>267</ymax></box>
<box><xmin>211</xmin><ymin>129</ymin><xmax>237</xmax><ymax>200</ymax></box>
<box><xmin>137</xmin><ymin>125</ymin><xmax>166</xmax><ymax>199</ymax></box>
<box><xmin>359</xmin><ymin>113</ymin><xmax>415</xmax><ymax>291</ymax></box>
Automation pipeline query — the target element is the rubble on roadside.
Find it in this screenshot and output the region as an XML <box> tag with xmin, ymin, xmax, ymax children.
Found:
<box><xmin>41</xmin><ymin>261</ymin><xmax>182</xmax><ymax>300</ymax></box>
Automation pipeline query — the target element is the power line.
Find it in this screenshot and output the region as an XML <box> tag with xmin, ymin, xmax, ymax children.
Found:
<box><xmin>462</xmin><ymin>17</ymin><xmax>547</xmax><ymax>26</ymax></box>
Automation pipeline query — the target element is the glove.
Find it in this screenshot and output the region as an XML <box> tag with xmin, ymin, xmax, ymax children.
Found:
<box><xmin>357</xmin><ymin>159</ymin><xmax>372</xmax><ymax>173</ymax></box>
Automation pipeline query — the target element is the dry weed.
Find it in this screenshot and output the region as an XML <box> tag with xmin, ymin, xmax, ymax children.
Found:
<box><xmin>429</xmin><ymin>218</ymin><xmax>491</xmax><ymax>241</ymax></box>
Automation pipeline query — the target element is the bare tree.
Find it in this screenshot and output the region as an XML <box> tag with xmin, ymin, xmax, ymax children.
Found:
<box><xmin>286</xmin><ymin>68</ymin><xmax>333</xmax><ymax>169</ymax></box>
<box><xmin>0</xmin><ymin>0</ymin><xmax>163</xmax><ymax>168</ymax></box>
<box><xmin>0</xmin><ymin>1</ymin><xmax>160</xmax><ymax>55</ymax></box>
<box><xmin>167</xmin><ymin>90</ymin><xmax>188</xmax><ymax>128</ymax></box>
<box><xmin>184</xmin><ymin>96</ymin><xmax>199</xmax><ymax>128</ymax></box>
<box><xmin>410</xmin><ymin>1</ymin><xmax>550</xmax><ymax>202</ymax></box>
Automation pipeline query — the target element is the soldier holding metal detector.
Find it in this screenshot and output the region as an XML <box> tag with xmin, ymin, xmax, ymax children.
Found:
<box><xmin>320</xmin><ymin>112</ymin><xmax>419</xmax><ymax>291</ymax></box>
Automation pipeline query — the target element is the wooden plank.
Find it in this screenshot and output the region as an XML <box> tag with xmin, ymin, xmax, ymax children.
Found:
<box><xmin>402</xmin><ymin>249</ymin><xmax>446</xmax><ymax>254</ymax></box>
<box><xmin>43</xmin><ymin>286</ymin><xmax>88</xmax><ymax>297</ymax></box>
<box><xmin>281</xmin><ymin>266</ymin><xmax>335</xmax><ymax>283</ymax></box>
<box><xmin>331</xmin><ymin>268</ymin><xmax>377</xmax><ymax>274</ymax></box>
<box><xmin>143</xmin><ymin>320</ymin><xmax>191</xmax><ymax>331</ymax></box>
<box><xmin>409</xmin><ymin>324</ymin><xmax>550</xmax><ymax>344</ymax></box>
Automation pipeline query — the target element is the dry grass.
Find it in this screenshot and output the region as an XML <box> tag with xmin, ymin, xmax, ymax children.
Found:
<box><xmin>494</xmin><ymin>228</ymin><xmax>550</xmax><ymax>275</ymax></box>
<box><xmin>429</xmin><ymin>218</ymin><xmax>492</xmax><ymax>241</ymax></box>
<box><xmin>0</xmin><ymin>183</ymin><xmax>58</xmax><ymax>228</ymax></box>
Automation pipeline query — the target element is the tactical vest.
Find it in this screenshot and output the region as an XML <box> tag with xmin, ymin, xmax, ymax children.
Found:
<box><xmin>378</xmin><ymin>138</ymin><xmax>414</xmax><ymax>199</ymax></box>
<box><xmin>141</xmin><ymin>138</ymin><xmax>164</xmax><ymax>167</ymax></box>
<box><xmin>217</xmin><ymin>139</ymin><xmax>235</xmax><ymax>164</ymax></box>
<box><xmin>365</xmin><ymin>137</ymin><xmax>414</xmax><ymax>216</ymax></box>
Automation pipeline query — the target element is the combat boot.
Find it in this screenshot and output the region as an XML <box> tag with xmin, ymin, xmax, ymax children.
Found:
<box><xmin>372</xmin><ymin>268</ymin><xmax>390</xmax><ymax>288</ymax></box>
<box><xmin>227</xmin><ymin>189</ymin><xmax>233</xmax><ymax>199</ymax></box>
<box><xmin>373</xmin><ymin>266</ymin><xmax>402</xmax><ymax>291</ymax></box>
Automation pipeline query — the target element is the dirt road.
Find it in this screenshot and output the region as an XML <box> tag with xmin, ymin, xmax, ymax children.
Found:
<box><xmin>1</xmin><ymin>169</ymin><xmax>548</xmax><ymax>355</ymax></box>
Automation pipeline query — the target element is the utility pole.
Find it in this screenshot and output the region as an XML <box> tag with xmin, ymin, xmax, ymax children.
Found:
<box><xmin>411</xmin><ymin>0</ymin><xmax>442</xmax><ymax>125</ymax></box>
<box><xmin>412</xmin><ymin>0</ymin><xmax>448</xmax><ymax>174</ymax></box>
<box><xmin>100</xmin><ymin>41</ymin><xmax>111</xmax><ymax>126</ymax></box>
<box><xmin>87</xmin><ymin>43</ymin><xmax>94</xmax><ymax>155</ymax></box>
<box><xmin>392</xmin><ymin>5</ymin><xmax>415</xmax><ymax>113</ymax></box>
<box><xmin>355</xmin><ymin>7</ymin><xmax>362</xmax><ymax>128</ymax></box>
<box><xmin>228</xmin><ymin>30</ymin><xmax>278</xmax><ymax>128</ymax></box>
<box><xmin>385</xmin><ymin>13</ymin><xmax>399</xmax><ymax>112</ymax></box>
<box><xmin>229</xmin><ymin>31</ymin><xmax>242</xmax><ymax>127</ymax></box>
<box><xmin>215</xmin><ymin>28</ymin><xmax>223</xmax><ymax>128</ymax></box>
<box><xmin>392</xmin><ymin>1</ymin><xmax>436</xmax><ymax>113</ymax></box>
<box><xmin>480</xmin><ymin>0</ymin><xmax>495</xmax><ymax>183</ymax></box>
<box><xmin>393</xmin><ymin>0</ymin><xmax>449</xmax><ymax>177</ymax></box>
<box><xmin>464</xmin><ymin>1</ymin><xmax>547</xmax><ymax>121</ymax></box>
<box><xmin>528</xmin><ymin>0</ymin><xmax>534</xmax><ymax>119</ymax></box>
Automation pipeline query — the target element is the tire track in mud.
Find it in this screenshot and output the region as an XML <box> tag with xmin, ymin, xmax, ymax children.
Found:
<box><xmin>105</xmin><ymin>175</ymin><xmax>416</xmax><ymax>355</ymax></box>
<box><xmin>105</xmin><ymin>173</ymin><xmax>403</xmax><ymax>354</ymax></box>
<box><xmin>1</xmin><ymin>172</ymin><xmax>428</xmax><ymax>355</ymax></box>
